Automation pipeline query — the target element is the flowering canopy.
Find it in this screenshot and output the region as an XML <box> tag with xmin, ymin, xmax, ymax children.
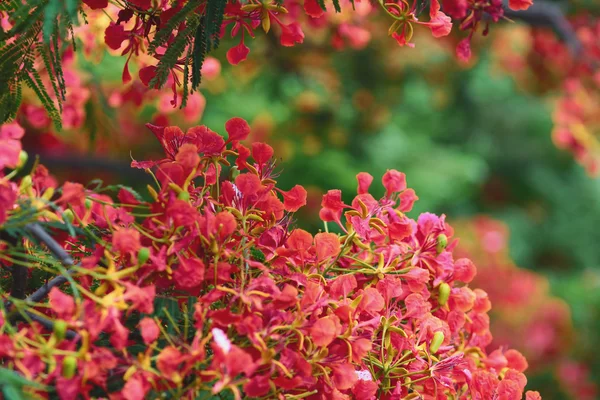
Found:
<box><xmin>0</xmin><ymin>118</ymin><xmax>541</xmax><ymax>399</ymax></box>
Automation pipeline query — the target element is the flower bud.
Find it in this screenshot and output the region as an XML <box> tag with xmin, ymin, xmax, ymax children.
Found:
<box><xmin>17</xmin><ymin>150</ymin><xmax>28</xmax><ymax>168</ymax></box>
<box><xmin>62</xmin><ymin>209</ymin><xmax>74</xmax><ymax>224</ymax></box>
<box><xmin>84</xmin><ymin>198</ymin><xmax>92</xmax><ymax>210</ymax></box>
<box><xmin>438</xmin><ymin>282</ymin><xmax>450</xmax><ymax>306</ymax></box>
<box><xmin>429</xmin><ymin>331</ymin><xmax>444</xmax><ymax>354</ymax></box>
<box><xmin>177</xmin><ymin>191</ymin><xmax>190</xmax><ymax>201</ymax></box>
<box><xmin>62</xmin><ymin>356</ymin><xmax>77</xmax><ymax>378</ymax></box>
<box><xmin>138</xmin><ymin>247</ymin><xmax>150</xmax><ymax>265</ymax></box>
<box><xmin>436</xmin><ymin>234</ymin><xmax>448</xmax><ymax>254</ymax></box>
<box><xmin>229</xmin><ymin>166</ymin><xmax>240</xmax><ymax>180</ymax></box>
<box><xmin>53</xmin><ymin>320</ymin><xmax>67</xmax><ymax>342</ymax></box>
<box><xmin>41</xmin><ymin>187</ymin><xmax>54</xmax><ymax>201</ymax></box>
<box><xmin>20</xmin><ymin>175</ymin><xmax>32</xmax><ymax>192</ymax></box>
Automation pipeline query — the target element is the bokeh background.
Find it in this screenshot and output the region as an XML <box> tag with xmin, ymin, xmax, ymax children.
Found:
<box><xmin>12</xmin><ymin>12</ymin><xmax>600</xmax><ymax>399</ymax></box>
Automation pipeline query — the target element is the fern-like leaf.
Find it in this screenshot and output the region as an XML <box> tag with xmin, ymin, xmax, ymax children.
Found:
<box><xmin>149</xmin><ymin>0</ymin><xmax>201</xmax><ymax>53</ymax></box>
<box><xmin>149</xmin><ymin>18</ymin><xmax>199</xmax><ymax>89</ymax></box>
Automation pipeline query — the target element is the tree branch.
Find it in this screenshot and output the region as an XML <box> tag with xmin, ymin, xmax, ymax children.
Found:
<box><xmin>503</xmin><ymin>0</ymin><xmax>583</xmax><ymax>57</ymax></box>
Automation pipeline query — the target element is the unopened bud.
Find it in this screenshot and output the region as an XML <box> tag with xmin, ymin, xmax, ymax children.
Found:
<box><xmin>84</xmin><ymin>198</ymin><xmax>92</xmax><ymax>210</ymax></box>
<box><xmin>429</xmin><ymin>331</ymin><xmax>444</xmax><ymax>354</ymax></box>
<box><xmin>438</xmin><ymin>282</ymin><xmax>450</xmax><ymax>306</ymax></box>
<box><xmin>53</xmin><ymin>320</ymin><xmax>67</xmax><ymax>342</ymax></box>
<box><xmin>210</xmin><ymin>240</ymin><xmax>219</xmax><ymax>255</ymax></box>
<box><xmin>62</xmin><ymin>209</ymin><xmax>74</xmax><ymax>224</ymax></box>
<box><xmin>20</xmin><ymin>175</ymin><xmax>32</xmax><ymax>192</ymax></box>
<box><xmin>138</xmin><ymin>247</ymin><xmax>150</xmax><ymax>265</ymax></box>
<box><xmin>61</xmin><ymin>356</ymin><xmax>77</xmax><ymax>378</ymax></box>
<box><xmin>17</xmin><ymin>150</ymin><xmax>28</xmax><ymax>168</ymax></box>
<box><xmin>177</xmin><ymin>191</ymin><xmax>190</xmax><ymax>201</ymax></box>
<box><xmin>436</xmin><ymin>234</ymin><xmax>448</xmax><ymax>254</ymax></box>
<box><xmin>229</xmin><ymin>166</ymin><xmax>240</xmax><ymax>180</ymax></box>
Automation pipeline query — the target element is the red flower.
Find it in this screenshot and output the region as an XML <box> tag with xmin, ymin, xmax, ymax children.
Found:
<box><xmin>310</xmin><ymin>315</ymin><xmax>342</xmax><ymax>347</ymax></box>
<box><xmin>122</xmin><ymin>374</ymin><xmax>149</xmax><ymax>400</ymax></box>
<box><xmin>139</xmin><ymin>318</ymin><xmax>159</xmax><ymax>344</ymax></box>
<box><xmin>0</xmin><ymin>183</ymin><xmax>17</xmax><ymax>226</ymax></box>
<box><xmin>508</xmin><ymin>0</ymin><xmax>533</xmax><ymax>10</ymax></box>
<box><xmin>227</xmin><ymin>40</ymin><xmax>250</xmax><ymax>65</ymax></box>
<box><xmin>225</xmin><ymin>117</ymin><xmax>251</xmax><ymax>143</ymax></box>
<box><xmin>278</xmin><ymin>185</ymin><xmax>308</xmax><ymax>212</ymax></box>
<box><xmin>244</xmin><ymin>374</ymin><xmax>271</xmax><ymax>397</ymax></box>
<box><xmin>49</xmin><ymin>287</ymin><xmax>75</xmax><ymax>320</ymax></box>
<box><xmin>304</xmin><ymin>0</ymin><xmax>325</xmax><ymax>18</ymax></box>
<box><xmin>251</xmin><ymin>142</ymin><xmax>274</xmax><ymax>166</ymax></box>
<box><xmin>139</xmin><ymin>66</ymin><xmax>160</xmax><ymax>89</ymax></box>
<box><xmin>330</xmin><ymin>274</ymin><xmax>357</xmax><ymax>299</ymax></box>
<box><xmin>189</xmin><ymin>125</ymin><xmax>225</xmax><ymax>155</ymax></box>
<box><xmin>175</xmin><ymin>143</ymin><xmax>200</xmax><ymax>172</ymax></box>
<box><xmin>128</xmin><ymin>0</ymin><xmax>151</xmax><ymax>9</ymax></box>
<box><xmin>352</xmin><ymin>378</ymin><xmax>378</xmax><ymax>400</ymax></box>
<box><xmin>333</xmin><ymin>363</ymin><xmax>358</xmax><ymax>390</ymax></box>
<box><xmin>82</xmin><ymin>0</ymin><xmax>108</xmax><ymax>9</ymax></box>
<box><xmin>314</xmin><ymin>232</ymin><xmax>340</xmax><ymax>262</ymax></box>
<box><xmin>112</xmin><ymin>228</ymin><xmax>141</xmax><ymax>255</ymax></box>
<box><xmin>319</xmin><ymin>189</ymin><xmax>346</xmax><ymax>225</ymax></box>
<box><xmin>505</xmin><ymin>349</ymin><xmax>529</xmax><ymax>372</ymax></box>
<box><xmin>526</xmin><ymin>391</ymin><xmax>542</xmax><ymax>400</ymax></box>
<box><xmin>280</xmin><ymin>22</ymin><xmax>305</xmax><ymax>47</ymax></box>
<box><xmin>420</xmin><ymin>0</ymin><xmax>452</xmax><ymax>38</ymax></box>
<box><xmin>104</xmin><ymin>23</ymin><xmax>128</xmax><ymax>50</ymax></box>
<box><xmin>356</xmin><ymin>172</ymin><xmax>373</xmax><ymax>194</ymax></box>
<box><xmin>0</xmin><ymin>122</ymin><xmax>23</xmax><ymax>170</ymax></box>
<box><xmin>456</xmin><ymin>37</ymin><xmax>472</xmax><ymax>62</ymax></box>
<box><xmin>454</xmin><ymin>258</ymin><xmax>477</xmax><ymax>283</ymax></box>
<box><xmin>157</xmin><ymin>346</ymin><xmax>186</xmax><ymax>382</ymax></box>
<box><xmin>174</xmin><ymin>257</ymin><xmax>205</xmax><ymax>289</ymax></box>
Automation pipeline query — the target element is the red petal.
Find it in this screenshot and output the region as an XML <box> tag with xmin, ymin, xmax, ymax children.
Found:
<box><xmin>314</xmin><ymin>232</ymin><xmax>340</xmax><ymax>262</ymax></box>
<box><xmin>225</xmin><ymin>117</ymin><xmax>251</xmax><ymax>142</ymax></box>
<box><xmin>49</xmin><ymin>287</ymin><xmax>75</xmax><ymax>320</ymax></box>
<box><xmin>251</xmin><ymin>142</ymin><xmax>274</xmax><ymax>165</ymax></box>
<box><xmin>456</xmin><ymin>37</ymin><xmax>472</xmax><ymax>62</ymax></box>
<box><xmin>304</xmin><ymin>0</ymin><xmax>325</xmax><ymax>18</ymax></box>
<box><xmin>356</xmin><ymin>172</ymin><xmax>373</xmax><ymax>194</ymax></box>
<box><xmin>382</xmin><ymin>169</ymin><xmax>407</xmax><ymax>197</ymax></box>
<box><xmin>139</xmin><ymin>65</ymin><xmax>159</xmax><ymax>88</ymax></box>
<box><xmin>280</xmin><ymin>185</ymin><xmax>307</xmax><ymax>212</ymax></box>
<box><xmin>508</xmin><ymin>0</ymin><xmax>533</xmax><ymax>10</ymax></box>
<box><xmin>226</xmin><ymin>41</ymin><xmax>250</xmax><ymax>65</ymax></box>
<box><xmin>104</xmin><ymin>23</ymin><xmax>127</xmax><ymax>50</ymax></box>
<box><xmin>188</xmin><ymin>126</ymin><xmax>225</xmax><ymax>155</ymax></box>
<box><xmin>139</xmin><ymin>318</ymin><xmax>160</xmax><ymax>344</ymax></box>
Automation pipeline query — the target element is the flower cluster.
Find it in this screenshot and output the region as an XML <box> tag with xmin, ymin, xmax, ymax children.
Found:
<box><xmin>0</xmin><ymin>118</ymin><xmax>542</xmax><ymax>399</ymax></box>
<box><xmin>453</xmin><ymin>216</ymin><xmax>598</xmax><ymax>399</ymax></box>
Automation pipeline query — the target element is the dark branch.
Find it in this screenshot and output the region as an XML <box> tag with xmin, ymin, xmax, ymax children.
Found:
<box><xmin>22</xmin><ymin>311</ymin><xmax>79</xmax><ymax>340</ymax></box>
<box><xmin>503</xmin><ymin>0</ymin><xmax>583</xmax><ymax>56</ymax></box>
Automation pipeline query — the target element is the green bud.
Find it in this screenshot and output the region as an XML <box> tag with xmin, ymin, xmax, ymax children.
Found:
<box><xmin>53</xmin><ymin>320</ymin><xmax>67</xmax><ymax>342</ymax></box>
<box><xmin>17</xmin><ymin>150</ymin><xmax>28</xmax><ymax>168</ymax></box>
<box><xmin>84</xmin><ymin>198</ymin><xmax>92</xmax><ymax>210</ymax></box>
<box><xmin>62</xmin><ymin>209</ymin><xmax>74</xmax><ymax>224</ymax></box>
<box><xmin>438</xmin><ymin>282</ymin><xmax>450</xmax><ymax>307</ymax></box>
<box><xmin>229</xmin><ymin>166</ymin><xmax>240</xmax><ymax>180</ymax></box>
<box><xmin>61</xmin><ymin>356</ymin><xmax>77</xmax><ymax>378</ymax></box>
<box><xmin>429</xmin><ymin>331</ymin><xmax>444</xmax><ymax>354</ymax></box>
<box><xmin>177</xmin><ymin>191</ymin><xmax>190</xmax><ymax>201</ymax></box>
<box><xmin>138</xmin><ymin>247</ymin><xmax>150</xmax><ymax>265</ymax></box>
<box><xmin>436</xmin><ymin>233</ymin><xmax>448</xmax><ymax>254</ymax></box>
<box><xmin>20</xmin><ymin>175</ymin><xmax>32</xmax><ymax>191</ymax></box>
